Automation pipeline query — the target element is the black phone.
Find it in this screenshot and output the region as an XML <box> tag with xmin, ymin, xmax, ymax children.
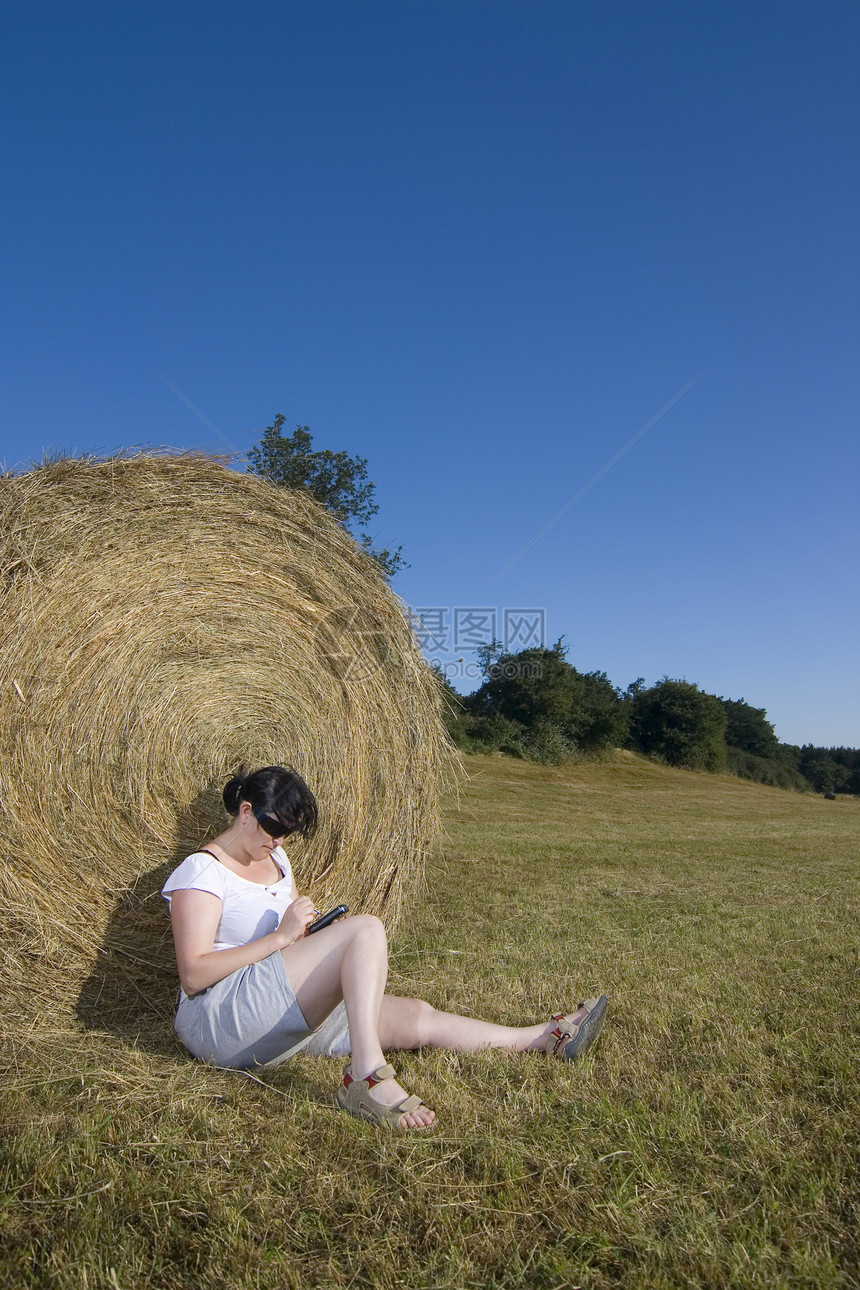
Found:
<box><xmin>307</xmin><ymin>904</ymin><xmax>349</xmax><ymax>934</ymax></box>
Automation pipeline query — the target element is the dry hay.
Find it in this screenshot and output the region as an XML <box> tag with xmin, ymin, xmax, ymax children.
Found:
<box><xmin>0</xmin><ymin>452</ymin><xmax>457</xmax><ymax>1052</ymax></box>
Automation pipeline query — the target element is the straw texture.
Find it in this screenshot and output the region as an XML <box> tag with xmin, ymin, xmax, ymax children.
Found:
<box><xmin>0</xmin><ymin>453</ymin><xmax>456</xmax><ymax>1030</ymax></box>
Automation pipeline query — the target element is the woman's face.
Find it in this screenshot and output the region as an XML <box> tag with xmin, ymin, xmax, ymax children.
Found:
<box><xmin>239</xmin><ymin>801</ymin><xmax>287</xmax><ymax>858</ymax></box>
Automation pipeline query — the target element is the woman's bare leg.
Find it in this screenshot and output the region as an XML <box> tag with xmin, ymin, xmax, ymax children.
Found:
<box><xmin>280</xmin><ymin>916</ymin><xmax>434</xmax><ymax>1129</ymax></box>
<box><xmin>377</xmin><ymin>997</ymin><xmax>589</xmax><ymax>1053</ymax></box>
<box><xmin>281</xmin><ymin>918</ymin><xmax>592</xmax><ymax>1126</ymax></box>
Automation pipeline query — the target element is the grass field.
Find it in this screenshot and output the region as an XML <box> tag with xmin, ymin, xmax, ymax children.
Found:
<box><xmin>2</xmin><ymin>752</ymin><xmax>859</xmax><ymax>1289</ymax></box>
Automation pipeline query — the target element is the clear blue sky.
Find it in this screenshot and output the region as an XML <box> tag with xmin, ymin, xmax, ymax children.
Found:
<box><xmin>2</xmin><ymin>1</ymin><xmax>857</xmax><ymax>747</ymax></box>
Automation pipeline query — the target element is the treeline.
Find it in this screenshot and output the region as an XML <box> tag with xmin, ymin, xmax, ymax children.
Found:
<box><xmin>438</xmin><ymin>641</ymin><xmax>859</xmax><ymax>795</ymax></box>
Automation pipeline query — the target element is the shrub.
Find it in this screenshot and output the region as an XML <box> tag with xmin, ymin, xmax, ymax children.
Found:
<box><xmin>725</xmin><ymin>747</ymin><xmax>812</xmax><ymax>792</ymax></box>
<box><xmin>572</xmin><ymin>670</ymin><xmax>630</xmax><ymax>752</ymax></box>
<box><xmin>628</xmin><ymin>679</ymin><xmax>727</xmax><ymax>771</ymax></box>
<box><xmin>467</xmin><ymin>641</ymin><xmax>626</xmax><ymax>758</ymax></box>
<box><xmin>721</xmin><ymin>698</ymin><xmax>781</xmax><ymax>758</ymax></box>
<box><xmin>798</xmin><ymin>747</ymin><xmax>851</xmax><ymax>794</ymax></box>
<box><xmin>465</xmin><ymin>712</ymin><xmax>527</xmax><ymax>757</ymax></box>
<box><xmin>515</xmin><ymin>719</ymin><xmax>577</xmax><ymax>765</ymax></box>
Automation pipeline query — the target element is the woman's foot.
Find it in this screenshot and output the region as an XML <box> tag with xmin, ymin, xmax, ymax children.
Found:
<box><xmin>525</xmin><ymin>1000</ymin><xmax>589</xmax><ymax>1052</ymax></box>
<box><xmin>337</xmin><ymin>1063</ymin><xmax>436</xmax><ymax>1129</ymax></box>
<box><xmin>543</xmin><ymin>996</ymin><xmax>608</xmax><ymax>1060</ymax></box>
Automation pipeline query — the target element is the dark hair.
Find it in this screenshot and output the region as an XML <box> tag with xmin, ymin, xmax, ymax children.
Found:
<box><xmin>223</xmin><ymin>765</ymin><xmax>318</xmax><ymax>839</ymax></box>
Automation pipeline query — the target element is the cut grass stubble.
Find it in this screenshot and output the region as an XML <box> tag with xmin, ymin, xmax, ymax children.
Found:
<box><xmin>2</xmin><ymin>753</ymin><xmax>859</xmax><ymax>1289</ymax></box>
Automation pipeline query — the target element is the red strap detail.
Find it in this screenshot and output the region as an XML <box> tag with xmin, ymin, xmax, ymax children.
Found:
<box><xmin>343</xmin><ymin>1070</ymin><xmax>381</xmax><ymax>1090</ymax></box>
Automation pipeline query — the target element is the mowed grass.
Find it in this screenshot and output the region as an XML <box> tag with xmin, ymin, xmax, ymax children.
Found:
<box><xmin>2</xmin><ymin>752</ymin><xmax>859</xmax><ymax>1289</ymax></box>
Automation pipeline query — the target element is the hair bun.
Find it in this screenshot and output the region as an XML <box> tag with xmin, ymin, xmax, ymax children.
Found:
<box><xmin>222</xmin><ymin>770</ymin><xmax>248</xmax><ymax>816</ymax></box>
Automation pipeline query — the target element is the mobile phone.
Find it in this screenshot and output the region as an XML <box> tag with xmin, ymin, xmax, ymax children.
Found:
<box><xmin>307</xmin><ymin>904</ymin><xmax>349</xmax><ymax>934</ymax></box>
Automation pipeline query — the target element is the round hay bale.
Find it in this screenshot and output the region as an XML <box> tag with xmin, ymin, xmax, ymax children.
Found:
<box><xmin>0</xmin><ymin>453</ymin><xmax>456</xmax><ymax>1035</ymax></box>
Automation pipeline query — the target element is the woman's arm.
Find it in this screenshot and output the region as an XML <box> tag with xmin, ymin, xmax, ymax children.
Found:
<box><xmin>169</xmin><ymin>887</ymin><xmax>315</xmax><ymax>995</ymax></box>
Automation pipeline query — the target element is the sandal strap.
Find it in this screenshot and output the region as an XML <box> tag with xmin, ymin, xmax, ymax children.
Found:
<box><xmin>337</xmin><ymin>1066</ymin><xmax>429</xmax><ymax>1128</ymax></box>
<box><xmin>342</xmin><ymin>1063</ymin><xmax>398</xmax><ymax>1092</ymax></box>
<box><xmin>549</xmin><ymin>999</ymin><xmax>597</xmax><ymax>1030</ymax></box>
<box><xmin>546</xmin><ymin>1010</ymin><xmax>583</xmax><ymax>1056</ymax></box>
<box><xmin>368</xmin><ymin>1064</ymin><xmax>397</xmax><ymax>1084</ymax></box>
<box><xmin>546</xmin><ymin>995</ymin><xmax>609</xmax><ymax>1061</ymax></box>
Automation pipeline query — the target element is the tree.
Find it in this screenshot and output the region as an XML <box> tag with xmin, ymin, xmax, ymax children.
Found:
<box><xmin>798</xmin><ymin>746</ymin><xmax>851</xmax><ymax>794</ymax></box>
<box><xmin>720</xmin><ymin>698</ymin><xmax>781</xmax><ymax>759</ymax></box>
<box><xmin>628</xmin><ymin>678</ymin><xmax>727</xmax><ymax>771</ymax></box>
<box><xmin>470</xmin><ymin>641</ymin><xmax>576</xmax><ymax>730</ymax></box>
<box><xmin>247</xmin><ymin>415</ymin><xmax>406</xmax><ymax>578</ymax></box>
<box><xmin>466</xmin><ymin>640</ymin><xmax>628</xmax><ymax>759</ymax></box>
<box><xmin>575</xmin><ymin>670</ymin><xmax>630</xmax><ymax>752</ymax></box>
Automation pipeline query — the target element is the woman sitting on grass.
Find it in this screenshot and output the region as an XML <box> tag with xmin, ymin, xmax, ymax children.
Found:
<box><xmin>162</xmin><ymin>765</ymin><xmax>607</xmax><ymax>1130</ymax></box>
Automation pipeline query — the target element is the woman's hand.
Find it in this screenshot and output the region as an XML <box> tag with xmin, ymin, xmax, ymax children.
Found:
<box><xmin>170</xmin><ymin>887</ymin><xmax>318</xmax><ymax>995</ymax></box>
<box><xmin>278</xmin><ymin>895</ymin><xmax>316</xmax><ymax>946</ymax></box>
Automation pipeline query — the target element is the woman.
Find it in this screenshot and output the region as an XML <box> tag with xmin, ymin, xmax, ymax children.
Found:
<box><xmin>163</xmin><ymin>765</ymin><xmax>607</xmax><ymax>1130</ymax></box>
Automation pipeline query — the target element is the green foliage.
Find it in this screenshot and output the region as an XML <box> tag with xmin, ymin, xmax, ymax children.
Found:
<box><xmin>721</xmin><ymin>698</ymin><xmax>781</xmax><ymax>758</ymax></box>
<box><xmin>574</xmin><ymin>669</ymin><xmax>630</xmax><ymax>752</ymax></box>
<box><xmin>433</xmin><ymin>667</ymin><xmax>525</xmax><ymax>756</ymax></box>
<box><xmin>832</xmin><ymin>747</ymin><xmax>860</xmax><ymax>795</ymax></box>
<box><xmin>778</xmin><ymin>743</ymin><xmax>803</xmax><ymax>771</ymax></box>
<box><xmin>628</xmin><ymin>678</ymin><xmax>727</xmax><ymax>771</ymax></box>
<box><xmin>247</xmin><ymin>417</ymin><xmax>375</xmax><ymax>523</ymax></box>
<box><xmin>447</xmin><ymin>654</ymin><xmax>859</xmax><ymax>795</ymax></box>
<box><xmin>514</xmin><ymin>717</ymin><xmax>578</xmax><ymax>764</ymax></box>
<box><xmin>464</xmin><ymin>640</ymin><xmax>628</xmax><ymax>763</ymax></box>
<box><xmin>466</xmin><ymin>712</ymin><xmax>528</xmax><ymax>758</ymax></box>
<box><xmin>356</xmin><ymin>534</ymin><xmax>407</xmax><ymax>580</ymax></box>
<box><xmin>724</xmin><ymin>746</ymin><xmax>812</xmax><ymax>792</ymax></box>
<box><xmin>799</xmin><ymin>746</ymin><xmax>852</xmax><ymax>794</ymax></box>
<box><xmin>247</xmin><ymin>415</ymin><xmax>406</xmax><ymax>577</ymax></box>
<box><xmin>454</xmin><ymin>654</ymin><xmax>858</xmax><ymax>794</ymax></box>
<box><xmin>470</xmin><ymin>641</ymin><xmax>574</xmax><ymax>728</ymax></box>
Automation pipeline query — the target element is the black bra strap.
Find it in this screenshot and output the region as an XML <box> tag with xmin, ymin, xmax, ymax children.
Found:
<box><xmin>194</xmin><ymin>846</ymin><xmax>286</xmax><ymax>880</ymax></box>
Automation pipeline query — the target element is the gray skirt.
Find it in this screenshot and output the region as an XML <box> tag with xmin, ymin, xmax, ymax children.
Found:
<box><xmin>174</xmin><ymin>950</ymin><xmax>351</xmax><ymax>1068</ymax></box>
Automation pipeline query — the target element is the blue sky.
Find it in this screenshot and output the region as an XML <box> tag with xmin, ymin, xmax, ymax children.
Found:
<box><xmin>2</xmin><ymin>1</ymin><xmax>857</xmax><ymax>746</ymax></box>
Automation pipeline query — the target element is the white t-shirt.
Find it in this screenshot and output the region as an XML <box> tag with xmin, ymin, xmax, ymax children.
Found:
<box><xmin>161</xmin><ymin>847</ymin><xmax>295</xmax><ymax>951</ymax></box>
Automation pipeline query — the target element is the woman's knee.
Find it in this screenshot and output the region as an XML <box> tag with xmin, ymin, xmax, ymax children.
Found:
<box><xmin>337</xmin><ymin>913</ymin><xmax>388</xmax><ymax>960</ymax></box>
<box><xmin>379</xmin><ymin>996</ymin><xmax>436</xmax><ymax>1050</ymax></box>
<box><xmin>411</xmin><ymin>998</ymin><xmax>436</xmax><ymax>1046</ymax></box>
<box><xmin>348</xmin><ymin>913</ymin><xmax>387</xmax><ymax>944</ymax></box>
<box><xmin>399</xmin><ymin>998</ymin><xmax>435</xmax><ymax>1048</ymax></box>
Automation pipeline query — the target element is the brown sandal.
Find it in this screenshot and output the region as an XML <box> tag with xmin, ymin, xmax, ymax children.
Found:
<box><xmin>336</xmin><ymin>1063</ymin><xmax>432</xmax><ymax>1129</ymax></box>
<box><xmin>546</xmin><ymin>996</ymin><xmax>608</xmax><ymax>1060</ymax></box>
